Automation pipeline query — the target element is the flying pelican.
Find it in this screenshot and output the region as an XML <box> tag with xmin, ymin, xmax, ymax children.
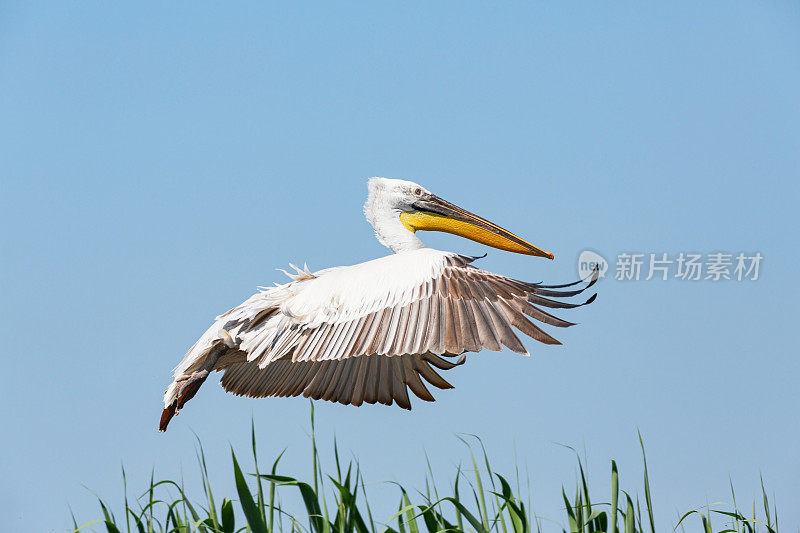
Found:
<box><xmin>159</xmin><ymin>178</ymin><xmax>597</xmax><ymax>431</ymax></box>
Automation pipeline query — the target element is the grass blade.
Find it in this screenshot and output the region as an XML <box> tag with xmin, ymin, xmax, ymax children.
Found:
<box><xmin>637</xmin><ymin>431</ymin><xmax>655</xmax><ymax>533</ymax></box>
<box><xmin>610</xmin><ymin>461</ymin><xmax>619</xmax><ymax>533</ymax></box>
<box><xmin>232</xmin><ymin>449</ymin><xmax>268</xmax><ymax>533</ymax></box>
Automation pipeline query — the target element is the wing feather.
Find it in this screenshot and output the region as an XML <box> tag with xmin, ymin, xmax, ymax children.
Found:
<box><xmin>468</xmin><ymin>299</ymin><xmax>501</xmax><ymax>351</ymax></box>
<box><xmin>423</xmin><ymin>352</ymin><xmax>466</xmax><ymax>370</ymax></box>
<box><xmin>415</xmin><ymin>358</ymin><xmax>454</xmax><ymax>389</ymax></box>
<box><xmin>285</xmin><ymin>361</ymin><xmax>316</xmax><ymax>397</ymax></box>
<box><xmin>205</xmin><ymin>251</ymin><xmax>595</xmax><ymax>411</ymax></box>
<box><xmin>376</xmin><ymin>355</ymin><xmax>393</xmax><ymax>405</ymax></box>
<box><xmin>389</xmin><ymin>357</ymin><xmax>411</xmax><ymax>409</ymax></box>
<box><xmin>411</xmin><ymin>297</ymin><xmax>431</xmax><ymax>354</ymax></box>
<box><xmin>380</xmin><ymin>304</ymin><xmax>404</xmax><ymax>355</ymax></box>
<box><xmin>427</xmin><ymin>292</ymin><xmax>444</xmax><ymax>355</ymax></box>
<box><xmin>350</xmin><ymin>356</ymin><xmax>370</xmax><ymax>406</ymax></box>
<box><xmin>402</xmin><ymin>356</ymin><xmax>435</xmax><ymax>402</ymax></box>
<box><xmin>454</xmin><ymin>297</ymin><xmax>480</xmax><ymax>352</ymax></box>
<box><xmin>390</xmin><ymin>304</ymin><xmax>412</xmax><ymax>355</ymax></box>
<box><xmin>368</xmin><ymin>307</ymin><xmax>393</xmax><ymax>354</ymax></box>
<box><xmin>298</xmin><ymin>323</ymin><xmax>328</xmax><ymax>362</ymax></box>
<box><xmin>519</xmin><ymin>301</ymin><xmax>576</xmax><ymax>328</ymax></box>
<box><xmin>322</xmin><ymin>357</ymin><xmax>349</xmax><ymax>400</ymax></box>
<box><xmin>484</xmin><ymin>300</ymin><xmax>527</xmax><ymax>354</ymax></box>
<box><xmin>363</xmin><ymin>355</ymin><xmax>379</xmax><ymax>404</ymax></box>
<box><xmin>443</xmin><ymin>298</ymin><xmax>460</xmax><ymax>354</ymax></box>
<box><xmin>354</xmin><ymin>310</ymin><xmax>382</xmax><ymax>356</ymax></box>
<box><xmin>401</xmin><ymin>299</ymin><xmax>421</xmax><ymax>355</ymax></box>
<box><xmin>329</xmin><ymin>317</ymin><xmax>358</xmax><ymax>361</ymax></box>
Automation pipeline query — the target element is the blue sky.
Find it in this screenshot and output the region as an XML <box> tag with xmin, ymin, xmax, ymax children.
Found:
<box><xmin>2</xmin><ymin>2</ymin><xmax>799</xmax><ymax>530</ymax></box>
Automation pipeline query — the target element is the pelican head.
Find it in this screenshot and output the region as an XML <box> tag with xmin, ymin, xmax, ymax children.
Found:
<box><xmin>364</xmin><ymin>177</ymin><xmax>553</xmax><ymax>258</ymax></box>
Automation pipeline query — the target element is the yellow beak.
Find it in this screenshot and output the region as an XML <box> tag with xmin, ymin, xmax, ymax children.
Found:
<box><xmin>400</xmin><ymin>194</ymin><xmax>554</xmax><ymax>259</ymax></box>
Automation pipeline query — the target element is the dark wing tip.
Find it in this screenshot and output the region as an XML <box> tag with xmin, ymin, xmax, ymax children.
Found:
<box><xmin>159</xmin><ymin>403</ymin><xmax>176</xmax><ymax>432</ymax></box>
<box><xmin>586</xmin><ymin>266</ymin><xmax>600</xmax><ymax>288</ymax></box>
<box><xmin>460</xmin><ymin>253</ymin><xmax>488</xmax><ymax>264</ymax></box>
<box><xmin>536</xmin><ymin>264</ymin><xmax>601</xmax><ymax>290</ymax></box>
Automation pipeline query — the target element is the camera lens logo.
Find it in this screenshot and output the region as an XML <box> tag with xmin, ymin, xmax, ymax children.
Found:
<box><xmin>577</xmin><ymin>250</ymin><xmax>608</xmax><ymax>280</ymax></box>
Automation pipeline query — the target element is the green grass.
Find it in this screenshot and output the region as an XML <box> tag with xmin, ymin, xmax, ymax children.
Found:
<box><xmin>72</xmin><ymin>404</ymin><xmax>781</xmax><ymax>533</ymax></box>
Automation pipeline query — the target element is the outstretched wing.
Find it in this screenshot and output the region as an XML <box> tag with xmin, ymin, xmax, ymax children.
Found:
<box><xmin>212</xmin><ymin>250</ymin><xmax>597</xmax><ymax>408</ymax></box>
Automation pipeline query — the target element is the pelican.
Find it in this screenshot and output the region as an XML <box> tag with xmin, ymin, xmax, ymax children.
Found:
<box><xmin>159</xmin><ymin>178</ymin><xmax>597</xmax><ymax>431</ymax></box>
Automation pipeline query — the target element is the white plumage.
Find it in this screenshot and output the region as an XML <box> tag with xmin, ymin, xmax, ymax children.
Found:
<box><xmin>159</xmin><ymin>178</ymin><xmax>596</xmax><ymax>431</ymax></box>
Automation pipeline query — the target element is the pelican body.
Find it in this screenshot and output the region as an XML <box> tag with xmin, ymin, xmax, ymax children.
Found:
<box><xmin>159</xmin><ymin>178</ymin><xmax>596</xmax><ymax>431</ymax></box>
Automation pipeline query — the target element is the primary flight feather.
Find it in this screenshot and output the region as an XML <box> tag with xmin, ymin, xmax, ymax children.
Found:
<box><xmin>159</xmin><ymin>177</ymin><xmax>597</xmax><ymax>431</ymax></box>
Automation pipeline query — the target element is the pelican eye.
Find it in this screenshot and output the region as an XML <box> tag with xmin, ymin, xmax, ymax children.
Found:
<box><xmin>413</xmin><ymin>187</ymin><xmax>423</xmax><ymax>196</ymax></box>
